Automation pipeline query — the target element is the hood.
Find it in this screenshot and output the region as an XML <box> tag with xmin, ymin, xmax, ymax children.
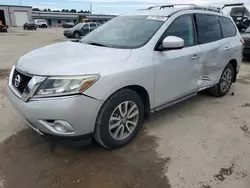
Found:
<box><xmin>64</xmin><ymin>28</ymin><xmax>73</xmax><ymax>32</ymax></box>
<box><xmin>241</xmin><ymin>32</ymin><xmax>250</xmax><ymax>39</ymax></box>
<box><xmin>16</xmin><ymin>41</ymin><xmax>132</xmax><ymax>76</ymax></box>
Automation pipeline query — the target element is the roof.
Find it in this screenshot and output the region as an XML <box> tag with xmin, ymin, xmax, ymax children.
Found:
<box><xmin>32</xmin><ymin>12</ymin><xmax>78</xmax><ymax>19</ymax></box>
<box><xmin>32</xmin><ymin>11</ymin><xmax>116</xmax><ymax>20</ymax></box>
<box><xmin>127</xmin><ymin>8</ymin><xmax>183</xmax><ymax>16</ymax></box>
<box><xmin>32</xmin><ymin>11</ymin><xmax>116</xmax><ymax>17</ymax></box>
<box><xmin>125</xmin><ymin>6</ymin><xmax>224</xmax><ymax>17</ymax></box>
<box><xmin>0</xmin><ymin>4</ymin><xmax>32</xmax><ymax>8</ymax></box>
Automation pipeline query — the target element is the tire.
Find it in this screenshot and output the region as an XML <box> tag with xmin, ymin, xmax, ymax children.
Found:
<box><xmin>94</xmin><ymin>89</ymin><xmax>144</xmax><ymax>149</ymax></box>
<box><xmin>209</xmin><ymin>63</ymin><xmax>235</xmax><ymax>97</ymax></box>
<box><xmin>73</xmin><ymin>32</ymin><xmax>80</xmax><ymax>38</ymax></box>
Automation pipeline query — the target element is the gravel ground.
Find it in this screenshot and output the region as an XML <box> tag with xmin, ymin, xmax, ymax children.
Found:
<box><xmin>0</xmin><ymin>27</ymin><xmax>250</xmax><ymax>188</ymax></box>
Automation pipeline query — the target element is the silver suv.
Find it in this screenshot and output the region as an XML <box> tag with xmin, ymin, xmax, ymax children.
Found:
<box><xmin>8</xmin><ymin>5</ymin><xmax>243</xmax><ymax>149</ymax></box>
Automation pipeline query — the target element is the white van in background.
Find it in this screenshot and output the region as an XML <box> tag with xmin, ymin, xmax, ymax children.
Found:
<box><xmin>34</xmin><ymin>19</ymin><xmax>48</xmax><ymax>28</ymax></box>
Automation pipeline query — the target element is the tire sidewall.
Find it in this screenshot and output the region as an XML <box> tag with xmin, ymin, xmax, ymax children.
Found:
<box><xmin>96</xmin><ymin>90</ymin><xmax>144</xmax><ymax>149</ymax></box>
<box><xmin>218</xmin><ymin>64</ymin><xmax>234</xmax><ymax>96</ymax></box>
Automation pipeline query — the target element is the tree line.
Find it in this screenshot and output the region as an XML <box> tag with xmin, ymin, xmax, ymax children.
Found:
<box><xmin>32</xmin><ymin>8</ymin><xmax>90</xmax><ymax>13</ymax></box>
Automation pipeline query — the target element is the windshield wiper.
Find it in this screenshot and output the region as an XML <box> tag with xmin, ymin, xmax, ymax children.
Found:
<box><xmin>87</xmin><ymin>42</ymin><xmax>109</xmax><ymax>47</ymax></box>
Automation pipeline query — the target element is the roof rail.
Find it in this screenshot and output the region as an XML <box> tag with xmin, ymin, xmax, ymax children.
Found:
<box><xmin>222</xmin><ymin>3</ymin><xmax>244</xmax><ymax>9</ymax></box>
<box><xmin>147</xmin><ymin>4</ymin><xmax>197</xmax><ymax>10</ymax></box>
<box><xmin>192</xmin><ymin>6</ymin><xmax>222</xmax><ymax>13</ymax></box>
<box><xmin>146</xmin><ymin>4</ymin><xmax>222</xmax><ymax>13</ymax></box>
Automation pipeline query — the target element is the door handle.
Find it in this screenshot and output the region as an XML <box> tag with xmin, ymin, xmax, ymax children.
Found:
<box><xmin>224</xmin><ymin>47</ymin><xmax>230</xmax><ymax>51</ymax></box>
<box><xmin>191</xmin><ymin>55</ymin><xmax>199</xmax><ymax>60</ymax></box>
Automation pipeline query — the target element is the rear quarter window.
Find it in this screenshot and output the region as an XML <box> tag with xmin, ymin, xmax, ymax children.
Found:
<box><xmin>195</xmin><ymin>14</ymin><xmax>222</xmax><ymax>44</ymax></box>
<box><xmin>218</xmin><ymin>17</ymin><xmax>236</xmax><ymax>38</ymax></box>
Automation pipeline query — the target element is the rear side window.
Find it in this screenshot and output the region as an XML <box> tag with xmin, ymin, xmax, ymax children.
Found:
<box><xmin>195</xmin><ymin>14</ymin><xmax>222</xmax><ymax>44</ymax></box>
<box><xmin>218</xmin><ymin>17</ymin><xmax>236</xmax><ymax>38</ymax></box>
<box><xmin>164</xmin><ymin>15</ymin><xmax>195</xmax><ymax>47</ymax></box>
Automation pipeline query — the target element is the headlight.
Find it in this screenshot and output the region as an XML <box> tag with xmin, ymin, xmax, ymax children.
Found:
<box><xmin>34</xmin><ymin>75</ymin><xmax>99</xmax><ymax>98</ymax></box>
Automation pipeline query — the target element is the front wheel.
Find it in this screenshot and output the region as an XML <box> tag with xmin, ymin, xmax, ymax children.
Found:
<box><xmin>94</xmin><ymin>89</ymin><xmax>144</xmax><ymax>149</ymax></box>
<box><xmin>73</xmin><ymin>32</ymin><xmax>80</xmax><ymax>38</ymax></box>
<box><xmin>210</xmin><ymin>63</ymin><xmax>235</xmax><ymax>97</ymax></box>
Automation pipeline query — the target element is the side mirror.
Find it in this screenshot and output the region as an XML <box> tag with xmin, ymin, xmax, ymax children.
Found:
<box><xmin>161</xmin><ymin>36</ymin><xmax>184</xmax><ymax>50</ymax></box>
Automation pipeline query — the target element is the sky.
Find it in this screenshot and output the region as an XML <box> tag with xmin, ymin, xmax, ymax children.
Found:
<box><xmin>1</xmin><ymin>0</ymin><xmax>250</xmax><ymax>14</ymax></box>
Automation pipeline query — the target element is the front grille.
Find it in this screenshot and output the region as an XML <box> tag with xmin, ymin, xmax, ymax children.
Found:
<box><xmin>245</xmin><ymin>40</ymin><xmax>250</xmax><ymax>48</ymax></box>
<box><xmin>12</xmin><ymin>69</ymin><xmax>32</xmax><ymax>93</ymax></box>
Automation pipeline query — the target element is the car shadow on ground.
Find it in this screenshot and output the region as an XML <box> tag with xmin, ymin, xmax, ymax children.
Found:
<box><xmin>0</xmin><ymin>127</ymin><xmax>171</xmax><ymax>188</ymax></box>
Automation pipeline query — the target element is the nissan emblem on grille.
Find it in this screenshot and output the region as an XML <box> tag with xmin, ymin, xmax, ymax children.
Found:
<box><xmin>14</xmin><ymin>75</ymin><xmax>21</xmax><ymax>88</ymax></box>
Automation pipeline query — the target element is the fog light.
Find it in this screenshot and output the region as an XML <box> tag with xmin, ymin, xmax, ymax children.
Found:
<box><xmin>53</xmin><ymin>120</ymin><xmax>74</xmax><ymax>133</ymax></box>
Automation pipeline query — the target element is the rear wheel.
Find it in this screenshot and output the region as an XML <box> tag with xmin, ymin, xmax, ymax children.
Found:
<box><xmin>94</xmin><ymin>89</ymin><xmax>144</xmax><ymax>149</ymax></box>
<box><xmin>210</xmin><ymin>63</ymin><xmax>234</xmax><ymax>97</ymax></box>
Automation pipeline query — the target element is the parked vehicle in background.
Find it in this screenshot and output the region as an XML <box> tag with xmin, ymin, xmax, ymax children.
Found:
<box><xmin>34</xmin><ymin>19</ymin><xmax>48</xmax><ymax>28</ymax></box>
<box><xmin>241</xmin><ymin>27</ymin><xmax>250</xmax><ymax>56</ymax></box>
<box><xmin>63</xmin><ymin>22</ymin><xmax>99</xmax><ymax>38</ymax></box>
<box><xmin>62</xmin><ymin>22</ymin><xmax>75</xmax><ymax>28</ymax></box>
<box><xmin>8</xmin><ymin>5</ymin><xmax>243</xmax><ymax>149</ymax></box>
<box><xmin>222</xmin><ymin>3</ymin><xmax>250</xmax><ymax>31</ymax></box>
<box><xmin>0</xmin><ymin>24</ymin><xmax>7</xmax><ymax>32</ymax></box>
<box><xmin>23</xmin><ymin>22</ymin><xmax>37</xmax><ymax>30</ymax></box>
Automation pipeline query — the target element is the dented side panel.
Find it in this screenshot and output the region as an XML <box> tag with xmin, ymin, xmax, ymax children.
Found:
<box><xmin>198</xmin><ymin>35</ymin><xmax>242</xmax><ymax>91</ymax></box>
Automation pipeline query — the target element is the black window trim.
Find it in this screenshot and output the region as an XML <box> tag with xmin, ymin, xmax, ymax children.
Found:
<box><xmin>194</xmin><ymin>13</ymin><xmax>223</xmax><ymax>45</ymax></box>
<box><xmin>217</xmin><ymin>16</ymin><xmax>237</xmax><ymax>38</ymax></box>
<box><xmin>154</xmin><ymin>14</ymin><xmax>198</xmax><ymax>51</ymax></box>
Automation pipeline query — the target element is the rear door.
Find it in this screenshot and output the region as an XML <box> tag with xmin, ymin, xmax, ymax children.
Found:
<box><xmin>195</xmin><ymin>14</ymin><xmax>224</xmax><ymax>90</ymax></box>
<box><xmin>218</xmin><ymin>16</ymin><xmax>241</xmax><ymax>63</ymax></box>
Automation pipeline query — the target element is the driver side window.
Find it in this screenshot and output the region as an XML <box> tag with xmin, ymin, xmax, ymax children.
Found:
<box><xmin>163</xmin><ymin>15</ymin><xmax>195</xmax><ymax>47</ymax></box>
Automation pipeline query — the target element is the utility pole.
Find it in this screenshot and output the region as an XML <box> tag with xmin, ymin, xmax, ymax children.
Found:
<box><xmin>90</xmin><ymin>3</ymin><xmax>92</xmax><ymax>13</ymax></box>
<box><xmin>20</xmin><ymin>0</ymin><xmax>22</xmax><ymax>5</ymax></box>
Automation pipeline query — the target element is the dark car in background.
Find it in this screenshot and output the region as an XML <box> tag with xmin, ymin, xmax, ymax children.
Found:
<box><xmin>223</xmin><ymin>3</ymin><xmax>250</xmax><ymax>32</ymax></box>
<box><xmin>0</xmin><ymin>24</ymin><xmax>7</xmax><ymax>32</ymax></box>
<box><xmin>241</xmin><ymin>27</ymin><xmax>250</xmax><ymax>57</ymax></box>
<box><xmin>62</xmin><ymin>22</ymin><xmax>75</xmax><ymax>28</ymax></box>
<box><xmin>23</xmin><ymin>22</ymin><xmax>37</xmax><ymax>30</ymax></box>
<box><xmin>63</xmin><ymin>22</ymin><xmax>100</xmax><ymax>38</ymax></box>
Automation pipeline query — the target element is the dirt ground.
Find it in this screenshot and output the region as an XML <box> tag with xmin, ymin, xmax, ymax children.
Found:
<box><xmin>0</xmin><ymin>27</ymin><xmax>250</xmax><ymax>188</ymax></box>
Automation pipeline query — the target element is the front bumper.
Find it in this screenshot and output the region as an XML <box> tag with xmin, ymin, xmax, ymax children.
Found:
<box><xmin>64</xmin><ymin>32</ymin><xmax>73</xmax><ymax>38</ymax></box>
<box><xmin>8</xmin><ymin>87</ymin><xmax>103</xmax><ymax>137</ymax></box>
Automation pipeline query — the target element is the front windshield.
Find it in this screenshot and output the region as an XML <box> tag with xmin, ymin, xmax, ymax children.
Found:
<box><xmin>245</xmin><ymin>27</ymin><xmax>250</xmax><ymax>33</ymax></box>
<box><xmin>73</xmin><ymin>23</ymin><xmax>84</xmax><ymax>29</ymax></box>
<box><xmin>81</xmin><ymin>15</ymin><xmax>167</xmax><ymax>49</ymax></box>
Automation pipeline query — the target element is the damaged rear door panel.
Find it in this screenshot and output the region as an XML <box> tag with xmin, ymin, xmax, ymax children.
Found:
<box><xmin>195</xmin><ymin>14</ymin><xmax>228</xmax><ymax>90</ymax></box>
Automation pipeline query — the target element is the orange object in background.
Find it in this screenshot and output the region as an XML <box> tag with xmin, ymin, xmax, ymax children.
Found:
<box><xmin>0</xmin><ymin>20</ymin><xmax>2</xmax><ymax>25</ymax></box>
<box><xmin>82</xmin><ymin>18</ymin><xmax>88</xmax><ymax>23</ymax></box>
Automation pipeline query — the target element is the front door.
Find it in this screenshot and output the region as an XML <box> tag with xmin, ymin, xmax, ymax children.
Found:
<box><xmin>154</xmin><ymin>15</ymin><xmax>201</xmax><ymax>107</ymax></box>
<box><xmin>80</xmin><ymin>23</ymin><xmax>90</xmax><ymax>36</ymax></box>
<box><xmin>89</xmin><ymin>23</ymin><xmax>98</xmax><ymax>32</ymax></box>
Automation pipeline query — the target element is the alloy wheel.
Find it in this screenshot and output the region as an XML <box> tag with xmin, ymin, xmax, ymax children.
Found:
<box><xmin>220</xmin><ymin>69</ymin><xmax>232</xmax><ymax>93</ymax></box>
<box><xmin>109</xmin><ymin>101</ymin><xmax>139</xmax><ymax>141</ymax></box>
